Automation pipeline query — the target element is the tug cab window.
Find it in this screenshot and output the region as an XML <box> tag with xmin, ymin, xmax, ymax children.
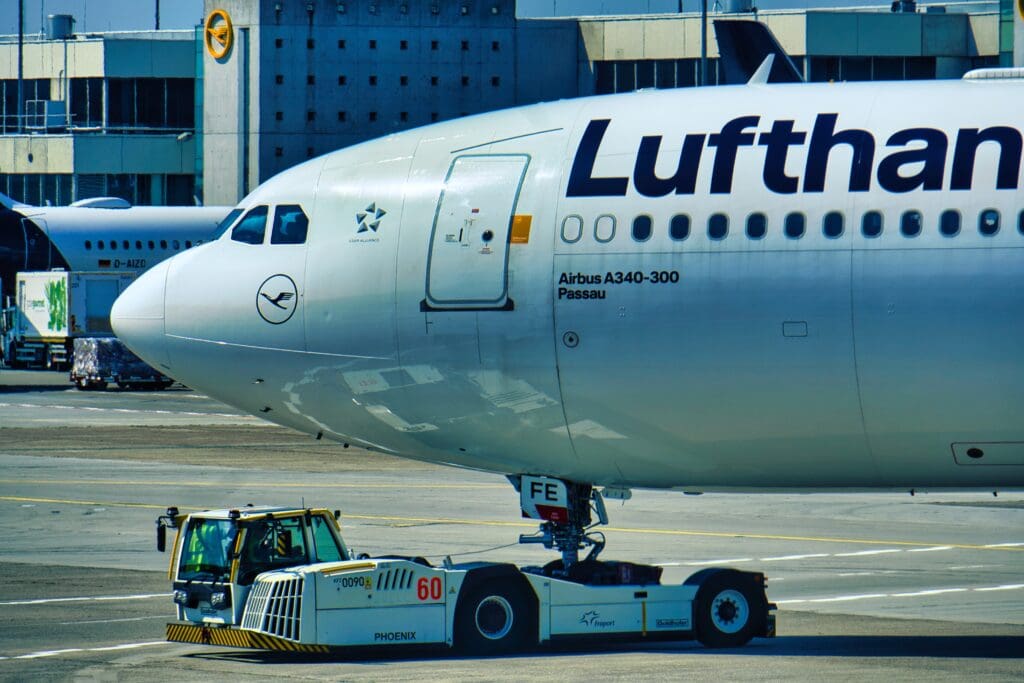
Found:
<box><xmin>232</xmin><ymin>206</ymin><xmax>269</xmax><ymax>245</ymax></box>
<box><xmin>271</xmin><ymin>205</ymin><xmax>310</xmax><ymax>245</ymax></box>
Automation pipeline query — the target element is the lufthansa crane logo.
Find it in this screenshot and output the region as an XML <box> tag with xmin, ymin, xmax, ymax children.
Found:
<box><xmin>257</xmin><ymin>274</ymin><xmax>298</xmax><ymax>325</ymax></box>
<box><xmin>204</xmin><ymin>9</ymin><xmax>234</xmax><ymax>60</ymax></box>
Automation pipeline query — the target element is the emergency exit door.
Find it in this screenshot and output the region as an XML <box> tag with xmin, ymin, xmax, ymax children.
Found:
<box><xmin>423</xmin><ymin>154</ymin><xmax>528</xmax><ymax>311</ymax></box>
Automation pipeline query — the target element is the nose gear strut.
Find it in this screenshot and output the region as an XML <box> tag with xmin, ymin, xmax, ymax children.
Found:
<box><xmin>514</xmin><ymin>476</ymin><xmax>608</xmax><ymax>571</ymax></box>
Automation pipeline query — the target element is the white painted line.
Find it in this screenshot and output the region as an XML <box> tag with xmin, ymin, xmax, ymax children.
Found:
<box><xmin>908</xmin><ymin>546</ymin><xmax>953</xmax><ymax>553</ymax></box>
<box><xmin>681</xmin><ymin>558</ymin><xmax>754</xmax><ymax>566</ymax></box>
<box><xmin>0</xmin><ymin>593</ymin><xmax>167</xmax><ymax>606</ymax></box>
<box><xmin>834</xmin><ymin>549</ymin><xmax>902</xmax><ymax>557</ymax></box>
<box><xmin>760</xmin><ymin>553</ymin><xmax>829</xmax><ymax>562</ymax></box>
<box><xmin>0</xmin><ymin>641</ymin><xmax>168</xmax><ymax>661</ymax></box>
<box><xmin>890</xmin><ymin>588</ymin><xmax>968</xmax><ymax>598</ymax></box>
<box><xmin>807</xmin><ymin>593</ymin><xmax>888</xmax><ymax>603</ymax></box>
<box><xmin>973</xmin><ymin>584</ymin><xmax>1024</xmax><ymax>592</ymax></box>
<box><xmin>983</xmin><ymin>542</ymin><xmax>1024</xmax><ymax>548</ymax></box>
<box><xmin>59</xmin><ymin>616</ymin><xmax>168</xmax><ymax>626</ymax></box>
<box><xmin>838</xmin><ymin>571</ymin><xmax>877</xmax><ymax>577</ymax></box>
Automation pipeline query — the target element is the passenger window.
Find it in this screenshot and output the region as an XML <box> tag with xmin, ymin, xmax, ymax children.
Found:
<box><xmin>862</xmin><ymin>211</ymin><xmax>882</xmax><ymax>238</ymax></box>
<box><xmin>185</xmin><ymin>240</ymin><xmax>193</xmax><ymax>249</ymax></box>
<box><xmin>940</xmin><ymin>210</ymin><xmax>960</xmax><ymax>237</ymax></box>
<box><xmin>823</xmin><ymin>212</ymin><xmax>844</xmax><ymax>239</ymax></box>
<box><xmin>746</xmin><ymin>213</ymin><xmax>766</xmax><ymax>240</ymax></box>
<box><xmin>1019</xmin><ymin>210</ymin><xmax>1024</xmax><ymax>235</ymax></box>
<box><xmin>160</xmin><ymin>240</ymin><xmax>168</xmax><ymax>249</ymax></box>
<box><xmin>669</xmin><ymin>214</ymin><xmax>690</xmax><ymax>241</ymax></box>
<box><xmin>98</xmin><ymin>240</ymin><xmax>105</xmax><ymax>250</ymax></box>
<box><xmin>109</xmin><ymin>240</ymin><xmax>117</xmax><ymax>251</ymax></box>
<box><xmin>232</xmin><ymin>206</ymin><xmax>269</xmax><ymax>245</ymax></box>
<box><xmin>560</xmin><ymin>215</ymin><xmax>583</xmax><ymax>244</ymax></box>
<box><xmin>173</xmin><ymin>240</ymin><xmax>180</xmax><ymax>250</ymax></box>
<box><xmin>136</xmin><ymin>240</ymin><xmax>142</xmax><ymax>249</ymax></box>
<box><xmin>708</xmin><ymin>213</ymin><xmax>728</xmax><ymax>241</ymax></box>
<box><xmin>271</xmin><ymin>205</ymin><xmax>310</xmax><ymax>245</ymax></box>
<box><xmin>122</xmin><ymin>240</ymin><xmax>130</xmax><ymax>249</ymax></box>
<box><xmin>900</xmin><ymin>211</ymin><xmax>922</xmax><ymax>237</ymax></box>
<box><xmin>148</xmin><ymin>240</ymin><xmax>155</xmax><ymax>249</ymax></box>
<box><xmin>631</xmin><ymin>215</ymin><xmax>652</xmax><ymax>242</ymax></box>
<box><xmin>594</xmin><ymin>214</ymin><xmax>616</xmax><ymax>243</ymax></box>
<box><xmin>85</xmin><ymin>240</ymin><xmax>92</xmax><ymax>250</ymax></box>
<box><xmin>784</xmin><ymin>213</ymin><xmax>805</xmax><ymax>239</ymax></box>
<box><xmin>979</xmin><ymin>209</ymin><xmax>999</xmax><ymax>236</ymax></box>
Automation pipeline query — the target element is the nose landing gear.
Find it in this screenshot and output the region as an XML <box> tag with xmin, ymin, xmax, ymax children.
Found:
<box><xmin>514</xmin><ymin>476</ymin><xmax>608</xmax><ymax>572</ymax></box>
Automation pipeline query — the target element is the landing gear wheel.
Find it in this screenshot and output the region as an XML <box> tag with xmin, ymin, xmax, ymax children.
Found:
<box><xmin>75</xmin><ymin>378</ymin><xmax>107</xmax><ymax>391</ymax></box>
<box><xmin>455</xmin><ymin>580</ymin><xmax>532</xmax><ymax>655</ymax></box>
<box><xmin>695</xmin><ymin>571</ymin><xmax>765</xmax><ymax>648</ymax></box>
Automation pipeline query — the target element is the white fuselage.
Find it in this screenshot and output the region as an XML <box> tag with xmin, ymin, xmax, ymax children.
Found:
<box><xmin>112</xmin><ymin>80</ymin><xmax>1024</xmax><ymax>491</ymax></box>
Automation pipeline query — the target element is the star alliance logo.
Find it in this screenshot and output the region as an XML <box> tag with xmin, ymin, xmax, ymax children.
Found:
<box><xmin>356</xmin><ymin>203</ymin><xmax>386</xmax><ymax>233</ymax></box>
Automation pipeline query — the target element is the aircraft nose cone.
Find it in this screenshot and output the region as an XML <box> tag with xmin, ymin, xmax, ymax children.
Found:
<box><xmin>111</xmin><ymin>259</ymin><xmax>170</xmax><ymax>372</ymax></box>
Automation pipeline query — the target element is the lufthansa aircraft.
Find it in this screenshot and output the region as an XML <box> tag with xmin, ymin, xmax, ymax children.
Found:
<box><xmin>0</xmin><ymin>194</ymin><xmax>231</xmax><ymax>302</ymax></box>
<box><xmin>112</xmin><ymin>66</ymin><xmax>1024</xmax><ymax>564</ymax></box>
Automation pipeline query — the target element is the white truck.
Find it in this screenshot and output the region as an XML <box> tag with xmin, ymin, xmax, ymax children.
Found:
<box><xmin>156</xmin><ymin>488</ymin><xmax>775</xmax><ymax>655</ymax></box>
<box><xmin>3</xmin><ymin>269</ymin><xmax>133</xmax><ymax>370</ymax></box>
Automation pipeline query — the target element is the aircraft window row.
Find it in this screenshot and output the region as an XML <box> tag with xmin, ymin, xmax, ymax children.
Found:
<box><xmin>229</xmin><ymin>205</ymin><xmax>309</xmax><ymax>246</ymax></box>
<box><xmin>84</xmin><ymin>238</ymin><xmax>197</xmax><ymax>251</ymax></box>
<box><xmin>603</xmin><ymin>209</ymin><xmax>1024</xmax><ymax>244</ymax></box>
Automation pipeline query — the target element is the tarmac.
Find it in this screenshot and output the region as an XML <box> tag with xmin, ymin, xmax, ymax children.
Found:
<box><xmin>1</xmin><ymin>368</ymin><xmax>1022</xmax><ymax>681</ymax></box>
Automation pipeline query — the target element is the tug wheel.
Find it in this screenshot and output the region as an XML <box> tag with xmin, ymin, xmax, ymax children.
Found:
<box><xmin>694</xmin><ymin>571</ymin><xmax>765</xmax><ymax>648</ymax></box>
<box><xmin>454</xmin><ymin>579</ymin><xmax>532</xmax><ymax>654</ymax></box>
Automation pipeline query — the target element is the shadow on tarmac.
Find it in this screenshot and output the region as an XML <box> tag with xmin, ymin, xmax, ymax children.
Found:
<box><xmin>185</xmin><ymin>634</ymin><xmax>1024</xmax><ymax>665</ymax></box>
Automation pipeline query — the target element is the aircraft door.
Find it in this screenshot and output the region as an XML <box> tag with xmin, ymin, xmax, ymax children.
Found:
<box><xmin>423</xmin><ymin>154</ymin><xmax>528</xmax><ymax>311</ymax></box>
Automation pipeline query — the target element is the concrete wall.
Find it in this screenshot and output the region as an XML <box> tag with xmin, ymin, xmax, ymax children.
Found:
<box><xmin>0</xmin><ymin>32</ymin><xmax>195</xmax><ymax>80</ymax></box>
<box><xmin>0</xmin><ymin>133</ymin><xmax>193</xmax><ymax>174</ymax></box>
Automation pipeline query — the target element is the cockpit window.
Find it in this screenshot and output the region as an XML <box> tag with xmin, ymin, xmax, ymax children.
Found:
<box><xmin>232</xmin><ymin>206</ymin><xmax>268</xmax><ymax>245</ymax></box>
<box><xmin>271</xmin><ymin>205</ymin><xmax>309</xmax><ymax>245</ymax></box>
<box><xmin>212</xmin><ymin>208</ymin><xmax>244</xmax><ymax>240</ymax></box>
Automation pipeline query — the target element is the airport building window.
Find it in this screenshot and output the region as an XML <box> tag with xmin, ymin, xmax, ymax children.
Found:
<box><xmin>431</xmin><ymin>76</ymin><xmax>439</xmax><ymax>86</ymax></box>
<box><xmin>431</xmin><ymin>40</ymin><xmax>439</xmax><ymax>50</ymax></box>
<box><xmin>338</xmin><ymin>75</ymin><xmax>347</xmax><ymax>85</ymax></box>
<box><xmin>369</xmin><ymin>112</ymin><xmax>378</xmax><ymax>122</ymax></box>
<box><xmin>307</xmin><ymin>75</ymin><xmax>315</xmax><ymax>85</ymax></box>
<box><xmin>275</xmin><ymin>75</ymin><xmax>284</xmax><ymax>84</ymax></box>
<box><xmin>369</xmin><ymin>39</ymin><xmax>377</xmax><ymax>49</ymax></box>
<box><xmin>492</xmin><ymin>41</ymin><xmax>500</xmax><ymax>51</ymax></box>
<box><xmin>462</xmin><ymin>76</ymin><xmax>470</xmax><ymax>86</ymax></box>
<box><xmin>669</xmin><ymin>214</ymin><xmax>690</xmax><ymax>241</ymax></box>
<box><xmin>595</xmin><ymin>214</ymin><xmax>616</xmax><ymax>243</ymax></box>
<box><xmin>631</xmin><ymin>215</ymin><xmax>653</xmax><ymax>242</ymax></box>
<box><xmin>400</xmin><ymin>40</ymin><xmax>408</xmax><ymax>50</ymax></box>
<box><xmin>979</xmin><ymin>209</ymin><xmax>1000</xmax><ymax>236</ymax></box>
<box><xmin>940</xmin><ymin>210</ymin><xmax>960</xmax><ymax>237</ymax></box>
<box><xmin>784</xmin><ymin>213</ymin><xmax>805</xmax><ymax>239</ymax></box>
<box><xmin>275</xmin><ymin>147</ymin><xmax>283</xmax><ymax>157</ymax></box>
<box><xmin>561</xmin><ymin>215</ymin><xmax>584</xmax><ymax>243</ymax></box>
<box><xmin>369</xmin><ymin>76</ymin><xmax>378</xmax><ymax>86</ymax></box>
<box><xmin>708</xmin><ymin>214</ymin><xmax>728</xmax><ymax>241</ymax></box>
<box><xmin>338</xmin><ymin>111</ymin><xmax>346</xmax><ymax>122</ymax></box>
<box><xmin>746</xmin><ymin>213</ymin><xmax>767</xmax><ymax>240</ymax></box>
<box><xmin>271</xmin><ymin>205</ymin><xmax>309</xmax><ymax>245</ymax></box>
<box><xmin>823</xmin><ymin>212</ymin><xmax>844</xmax><ymax>238</ymax></box>
<box><xmin>461</xmin><ymin>40</ymin><xmax>469</xmax><ymax>51</ymax></box>
<box><xmin>901</xmin><ymin>211</ymin><xmax>922</xmax><ymax>237</ymax></box>
<box><xmin>307</xmin><ymin>147</ymin><xmax>315</xmax><ymax>158</ymax></box>
<box><xmin>307</xmin><ymin>111</ymin><xmax>316</xmax><ymax>122</ymax></box>
<box><xmin>431</xmin><ymin>112</ymin><xmax>439</xmax><ymax>121</ymax></box>
<box><xmin>275</xmin><ymin>111</ymin><xmax>283</xmax><ymax>121</ymax></box>
<box><xmin>338</xmin><ymin>39</ymin><xmax>346</xmax><ymax>49</ymax></box>
<box><xmin>275</xmin><ymin>38</ymin><xmax>283</xmax><ymax>48</ymax></box>
<box><xmin>400</xmin><ymin>76</ymin><xmax>409</xmax><ymax>86</ymax></box>
<box><xmin>85</xmin><ymin>240</ymin><xmax>92</xmax><ymax>250</ymax></box>
<box><xmin>232</xmin><ymin>206</ymin><xmax>268</xmax><ymax>245</ymax></box>
<box><xmin>862</xmin><ymin>211</ymin><xmax>882</xmax><ymax>238</ymax></box>
<box><xmin>307</xmin><ymin>39</ymin><xmax>315</xmax><ymax>49</ymax></box>
<box><xmin>400</xmin><ymin>111</ymin><xmax>409</xmax><ymax>122</ymax></box>
<box><xmin>491</xmin><ymin>76</ymin><xmax>500</xmax><ymax>87</ymax></box>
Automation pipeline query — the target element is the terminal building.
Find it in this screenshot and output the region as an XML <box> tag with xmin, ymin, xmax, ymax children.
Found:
<box><xmin>0</xmin><ymin>0</ymin><xmax>1019</xmax><ymax>207</ymax></box>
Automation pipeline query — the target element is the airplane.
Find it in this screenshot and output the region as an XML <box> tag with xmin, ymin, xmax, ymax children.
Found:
<box><xmin>0</xmin><ymin>192</ymin><xmax>233</xmax><ymax>303</ymax></box>
<box><xmin>111</xmin><ymin>46</ymin><xmax>1024</xmax><ymax>576</ymax></box>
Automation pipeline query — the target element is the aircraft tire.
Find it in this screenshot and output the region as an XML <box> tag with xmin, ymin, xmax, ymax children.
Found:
<box><xmin>694</xmin><ymin>570</ymin><xmax>765</xmax><ymax>648</ymax></box>
<box><xmin>454</xmin><ymin>579</ymin><xmax>531</xmax><ymax>654</ymax></box>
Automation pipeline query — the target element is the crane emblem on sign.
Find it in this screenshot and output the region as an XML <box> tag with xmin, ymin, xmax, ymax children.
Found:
<box><xmin>204</xmin><ymin>9</ymin><xmax>234</xmax><ymax>60</ymax></box>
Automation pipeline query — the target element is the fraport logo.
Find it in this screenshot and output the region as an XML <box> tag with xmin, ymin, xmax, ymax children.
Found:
<box><xmin>356</xmin><ymin>203</ymin><xmax>386</xmax><ymax>233</ymax></box>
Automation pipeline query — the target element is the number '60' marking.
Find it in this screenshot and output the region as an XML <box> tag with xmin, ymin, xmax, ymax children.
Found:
<box><xmin>416</xmin><ymin>576</ymin><xmax>442</xmax><ymax>601</ymax></box>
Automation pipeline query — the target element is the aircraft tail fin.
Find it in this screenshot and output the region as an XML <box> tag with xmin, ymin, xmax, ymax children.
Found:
<box><xmin>713</xmin><ymin>19</ymin><xmax>803</xmax><ymax>85</ymax></box>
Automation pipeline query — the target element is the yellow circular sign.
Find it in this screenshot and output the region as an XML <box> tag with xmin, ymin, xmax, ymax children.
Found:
<box><xmin>204</xmin><ymin>9</ymin><xmax>233</xmax><ymax>60</ymax></box>
<box><xmin>1019</xmin><ymin>0</ymin><xmax>1024</xmax><ymax>21</ymax></box>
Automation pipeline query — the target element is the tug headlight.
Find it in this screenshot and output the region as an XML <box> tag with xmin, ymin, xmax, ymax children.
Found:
<box><xmin>173</xmin><ymin>589</ymin><xmax>195</xmax><ymax>607</ymax></box>
<box><xmin>210</xmin><ymin>591</ymin><xmax>231</xmax><ymax>609</ymax></box>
